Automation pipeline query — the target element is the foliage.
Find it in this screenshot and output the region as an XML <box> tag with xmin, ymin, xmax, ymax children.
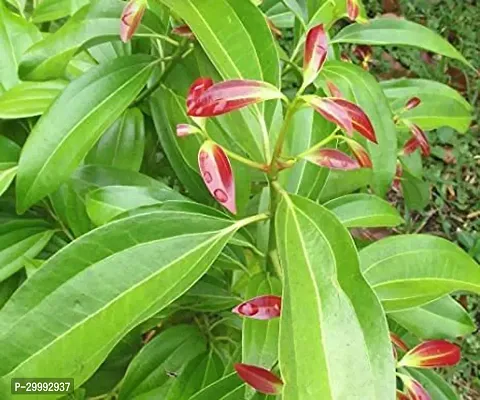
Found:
<box><xmin>0</xmin><ymin>0</ymin><xmax>477</xmax><ymax>399</ymax></box>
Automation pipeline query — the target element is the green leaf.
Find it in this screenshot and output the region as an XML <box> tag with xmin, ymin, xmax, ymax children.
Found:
<box><xmin>408</xmin><ymin>369</ymin><xmax>459</xmax><ymax>400</ymax></box>
<box><xmin>389</xmin><ymin>296</ymin><xmax>476</xmax><ymax>340</ymax></box>
<box><xmin>276</xmin><ymin>193</ymin><xmax>395</xmax><ymax>400</ymax></box>
<box><xmin>280</xmin><ymin>107</ymin><xmax>336</xmax><ymax>199</ymax></box>
<box><xmin>150</xmin><ymin>87</ymin><xmax>211</xmax><ymax>204</ymax></box>
<box><xmin>332</xmin><ymin>18</ymin><xmax>471</xmax><ymax>67</ymax></box>
<box><xmin>242</xmin><ymin>274</ymin><xmax>281</xmax><ymax>368</ymax></box>
<box><xmin>119</xmin><ymin>325</ymin><xmax>207</xmax><ymax>399</ymax></box>
<box><xmin>0</xmin><ymin>210</ymin><xmax>263</xmax><ymax>396</ymax></box>
<box><xmin>0</xmin><ymin>166</ymin><xmax>17</xmax><ymax>198</ymax></box>
<box><xmin>163</xmin><ymin>351</ymin><xmax>224</xmax><ymax>400</ymax></box>
<box><xmin>317</xmin><ymin>168</ymin><xmax>372</xmax><ymax>202</ymax></box>
<box><xmin>50</xmin><ymin>165</ymin><xmax>166</xmax><ymax>237</ymax></box>
<box><xmin>0</xmin><ymin>80</ymin><xmax>67</xmax><ymax>119</ymax></box>
<box><xmin>32</xmin><ymin>0</ymin><xmax>90</xmax><ymax>23</ymax></box>
<box><xmin>400</xmin><ymin>166</ymin><xmax>430</xmax><ymax>211</ymax></box>
<box><xmin>324</xmin><ymin>193</ymin><xmax>404</xmax><ymax>228</ymax></box>
<box><xmin>381</xmin><ymin>79</ymin><xmax>473</xmax><ymax>133</ymax></box>
<box><xmin>0</xmin><ymin>136</ymin><xmax>21</xmax><ymax>165</ymax></box>
<box><xmin>159</xmin><ymin>0</ymin><xmax>279</xmax><ymax>85</ymax></box>
<box><xmin>158</xmin><ymin>0</ymin><xmax>280</xmax><ymax>161</ymax></box>
<box><xmin>16</xmin><ymin>55</ymin><xmax>157</xmax><ymax>213</ymax></box>
<box><xmin>178</xmin><ymin>280</ymin><xmax>241</xmax><ymax>312</ymax></box>
<box><xmin>0</xmin><ymin>2</ymin><xmax>41</xmax><ymax>90</ymax></box>
<box><xmin>86</xmin><ymin>108</ymin><xmax>146</xmax><ymax>171</ymax></box>
<box><xmin>86</xmin><ymin>185</ymin><xmax>186</xmax><ymax>226</ymax></box>
<box><xmin>5</xmin><ymin>0</ymin><xmax>26</xmax><ymax>14</ymax></box>
<box><xmin>0</xmin><ymin>219</ymin><xmax>54</xmax><ymax>282</ymax></box>
<box><xmin>189</xmin><ymin>373</ymin><xmax>244</xmax><ymax>400</ymax></box>
<box><xmin>0</xmin><ymin>271</ymin><xmax>23</xmax><ymax>310</ymax></box>
<box><xmin>19</xmin><ymin>0</ymin><xmax>164</xmax><ymax>80</ymax></box>
<box><xmin>360</xmin><ymin>235</ymin><xmax>480</xmax><ymax>311</ymax></box>
<box><xmin>320</xmin><ymin>61</ymin><xmax>397</xmax><ymax>196</ymax></box>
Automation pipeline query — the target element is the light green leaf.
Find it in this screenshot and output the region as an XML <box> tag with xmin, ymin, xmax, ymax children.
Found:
<box><xmin>317</xmin><ymin>168</ymin><xmax>372</xmax><ymax>202</ymax></box>
<box><xmin>320</xmin><ymin>61</ymin><xmax>397</xmax><ymax>196</ymax></box>
<box><xmin>19</xmin><ymin>0</ymin><xmax>164</xmax><ymax>80</ymax></box>
<box><xmin>324</xmin><ymin>193</ymin><xmax>404</xmax><ymax>228</ymax></box>
<box><xmin>242</xmin><ymin>274</ymin><xmax>281</xmax><ymax>368</ymax></box>
<box><xmin>32</xmin><ymin>0</ymin><xmax>90</xmax><ymax>23</ymax></box>
<box><xmin>0</xmin><ymin>210</ymin><xmax>263</xmax><ymax>396</ymax></box>
<box><xmin>5</xmin><ymin>0</ymin><xmax>26</xmax><ymax>14</ymax></box>
<box><xmin>332</xmin><ymin>18</ymin><xmax>471</xmax><ymax>67</ymax></box>
<box><xmin>0</xmin><ymin>2</ymin><xmax>41</xmax><ymax>90</ymax></box>
<box><xmin>276</xmin><ymin>193</ymin><xmax>395</xmax><ymax>400</ymax></box>
<box><xmin>50</xmin><ymin>165</ymin><xmax>166</xmax><ymax>237</ymax></box>
<box><xmin>0</xmin><ymin>166</ymin><xmax>17</xmax><ymax>198</ymax></box>
<box><xmin>408</xmin><ymin>369</ymin><xmax>459</xmax><ymax>400</ymax></box>
<box><xmin>119</xmin><ymin>325</ymin><xmax>207</xmax><ymax>399</ymax></box>
<box><xmin>189</xmin><ymin>373</ymin><xmax>244</xmax><ymax>400</ymax></box>
<box><xmin>86</xmin><ymin>185</ymin><xmax>186</xmax><ymax>226</ymax></box>
<box><xmin>400</xmin><ymin>166</ymin><xmax>430</xmax><ymax>211</ymax></box>
<box><xmin>16</xmin><ymin>55</ymin><xmax>157</xmax><ymax>213</ymax></box>
<box><xmin>86</xmin><ymin>108</ymin><xmax>146</xmax><ymax>172</ymax></box>
<box><xmin>381</xmin><ymin>79</ymin><xmax>473</xmax><ymax>133</ymax></box>
<box><xmin>361</xmin><ymin>235</ymin><xmax>480</xmax><ymax>311</ymax></box>
<box><xmin>0</xmin><ymin>220</ymin><xmax>54</xmax><ymax>282</ymax></box>
<box><xmin>389</xmin><ymin>296</ymin><xmax>476</xmax><ymax>340</ymax></box>
<box><xmin>0</xmin><ymin>80</ymin><xmax>67</xmax><ymax>119</ymax></box>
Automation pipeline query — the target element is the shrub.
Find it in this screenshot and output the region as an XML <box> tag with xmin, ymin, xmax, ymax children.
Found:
<box><xmin>0</xmin><ymin>0</ymin><xmax>477</xmax><ymax>399</ymax></box>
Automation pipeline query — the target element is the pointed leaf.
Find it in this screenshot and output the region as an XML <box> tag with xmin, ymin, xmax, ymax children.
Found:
<box><xmin>16</xmin><ymin>55</ymin><xmax>156</xmax><ymax>213</ymax></box>
<box><xmin>187</xmin><ymin>80</ymin><xmax>284</xmax><ymax>117</ymax></box>
<box><xmin>305</xmin><ymin>148</ymin><xmax>361</xmax><ymax>170</ymax></box>
<box><xmin>198</xmin><ymin>141</ymin><xmax>236</xmax><ymax>214</ymax></box>
<box><xmin>346</xmin><ymin>139</ymin><xmax>373</xmax><ymax>168</ymax></box>
<box><xmin>399</xmin><ymin>341</ymin><xmax>461</xmax><ymax>369</ymax></box>
<box><xmin>234</xmin><ymin>364</ymin><xmax>283</xmax><ymax>395</ymax></box>
<box><xmin>0</xmin><ymin>2</ymin><xmax>41</xmax><ymax>90</ymax></box>
<box><xmin>408</xmin><ymin>369</ymin><xmax>459</xmax><ymax>400</ymax></box>
<box><xmin>332</xmin><ymin>18</ymin><xmax>471</xmax><ymax>67</ymax></box>
<box><xmin>409</xmin><ymin>124</ymin><xmax>430</xmax><ymax>157</ymax></box>
<box><xmin>0</xmin><ymin>166</ymin><xmax>17</xmax><ymax>198</ymax></box>
<box><xmin>0</xmin><ymin>210</ymin><xmax>261</xmax><ymax>392</ymax></box>
<box><xmin>399</xmin><ymin>374</ymin><xmax>432</xmax><ymax>400</ymax></box>
<box><xmin>405</xmin><ymin>97</ymin><xmax>421</xmax><ymax>111</ymax></box>
<box><xmin>390</xmin><ymin>333</ymin><xmax>409</xmax><ymax>353</ymax></box>
<box><xmin>0</xmin><ymin>80</ymin><xmax>67</xmax><ymax>119</ymax></box>
<box><xmin>360</xmin><ymin>235</ymin><xmax>480</xmax><ymax>311</ymax></box>
<box><xmin>304</xmin><ymin>96</ymin><xmax>354</xmax><ymax>134</ymax></box>
<box><xmin>242</xmin><ymin>274</ymin><xmax>281</xmax><ymax>370</ymax></box>
<box><xmin>120</xmin><ymin>0</ymin><xmax>147</xmax><ymax>42</ymax></box>
<box><xmin>276</xmin><ymin>193</ymin><xmax>395</xmax><ymax>399</ymax></box>
<box><xmin>32</xmin><ymin>0</ymin><xmax>90</xmax><ymax>23</ymax></box>
<box><xmin>303</xmin><ymin>24</ymin><xmax>328</xmax><ymax>87</ymax></box>
<box><xmin>347</xmin><ymin>0</ymin><xmax>360</xmax><ymax>21</ymax></box>
<box><xmin>86</xmin><ymin>185</ymin><xmax>186</xmax><ymax>226</ymax></box>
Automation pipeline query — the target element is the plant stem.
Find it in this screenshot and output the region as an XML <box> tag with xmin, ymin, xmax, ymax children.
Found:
<box><xmin>295</xmin><ymin>129</ymin><xmax>342</xmax><ymax>159</ymax></box>
<box><xmin>222</xmin><ymin>147</ymin><xmax>268</xmax><ymax>172</ymax></box>
<box><xmin>134</xmin><ymin>33</ymin><xmax>180</xmax><ymax>46</ymax></box>
<box><xmin>131</xmin><ymin>40</ymin><xmax>189</xmax><ymax>107</ymax></box>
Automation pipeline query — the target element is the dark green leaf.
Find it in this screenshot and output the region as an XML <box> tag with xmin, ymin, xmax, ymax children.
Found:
<box><xmin>86</xmin><ymin>108</ymin><xmax>146</xmax><ymax>171</ymax></box>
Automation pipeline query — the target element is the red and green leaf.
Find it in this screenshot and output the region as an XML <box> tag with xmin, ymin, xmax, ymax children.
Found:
<box><xmin>304</xmin><ymin>148</ymin><xmax>361</xmax><ymax>170</ymax></box>
<box><xmin>303</xmin><ymin>25</ymin><xmax>328</xmax><ymax>88</ymax></box>
<box><xmin>120</xmin><ymin>0</ymin><xmax>147</xmax><ymax>43</ymax></box>
<box><xmin>399</xmin><ymin>340</ymin><xmax>461</xmax><ymax>368</ymax></box>
<box><xmin>232</xmin><ymin>295</ymin><xmax>281</xmax><ymax>320</ymax></box>
<box><xmin>234</xmin><ymin>363</ymin><xmax>283</xmax><ymax>395</ymax></box>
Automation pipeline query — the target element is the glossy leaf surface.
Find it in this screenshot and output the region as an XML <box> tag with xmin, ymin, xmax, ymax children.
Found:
<box><xmin>16</xmin><ymin>55</ymin><xmax>156</xmax><ymax>213</ymax></box>
<box><xmin>276</xmin><ymin>193</ymin><xmax>395</xmax><ymax>400</ymax></box>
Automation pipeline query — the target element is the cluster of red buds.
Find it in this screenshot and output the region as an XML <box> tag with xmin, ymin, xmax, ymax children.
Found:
<box><xmin>390</xmin><ymin>333</ymin><xmax>461</xmax><ymax>399</ymax></box>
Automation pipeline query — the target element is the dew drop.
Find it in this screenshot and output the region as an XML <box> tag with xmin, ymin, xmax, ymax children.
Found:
<box><xmin>203</xmin><ymin>172</ymin><xmax>213</xmax><ymax>183</ymax></box>
<box><xmin>213</xmin><ymin>189</ymin><xmax>228</xmax><ymax>203</ymax></box>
